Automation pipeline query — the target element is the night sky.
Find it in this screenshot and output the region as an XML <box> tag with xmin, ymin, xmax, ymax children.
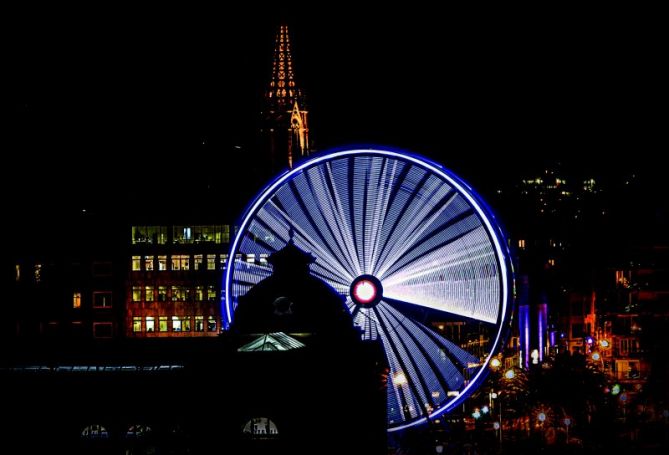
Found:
<box><xmin>7</xmin><ymin>7</ymin><xmax>664</xmax><ymax>225</ymax></box>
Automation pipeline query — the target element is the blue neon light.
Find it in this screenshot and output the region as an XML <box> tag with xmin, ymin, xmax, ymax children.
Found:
<box><xmin>224</xmin><ymin>148</ymin><xmax>513</xmax><ymax>431</ymax></box>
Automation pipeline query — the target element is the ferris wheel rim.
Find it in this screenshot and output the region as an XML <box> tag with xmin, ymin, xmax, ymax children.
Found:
<box><xmin>223</xmin><ymin>147</ymin><xmax>514</xmax><ymax>432</ymax></box>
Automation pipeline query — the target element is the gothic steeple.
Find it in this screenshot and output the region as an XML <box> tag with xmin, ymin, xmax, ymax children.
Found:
<box><xmin>262</xmin><ymin>24</ymin><xmax>310</xmax><ymax>172</ymax></box>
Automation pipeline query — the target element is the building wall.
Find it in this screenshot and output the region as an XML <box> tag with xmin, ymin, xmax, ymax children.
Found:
<box><xmin>126</xmin><ymin>225</ymin><xmax>231</xmax><ymax>338</ymax></box>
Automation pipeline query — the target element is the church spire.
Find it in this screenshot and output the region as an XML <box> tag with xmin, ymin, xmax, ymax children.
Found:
<box><xmin>262</xmin><ymin>24</ymin><xmax>310</xmax><ymax>171</ymax></box>
<box><xmin>267</xmin><ymin>24</ymin><xmax>300</xmax><ymax>111</ymax></box>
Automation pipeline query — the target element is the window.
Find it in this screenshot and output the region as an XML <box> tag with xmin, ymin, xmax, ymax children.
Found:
<box><xmin>132</xmin><ymin>256</ymin><xmax>141</xmax><ymax>271</ymax></box>
<box><xmin>171</xmin><ymin>286</ymin><xmax>188</xmax><ymax>301</ymax></box>
<box><xmin>219</xmin><ymin>254</ymin><xmax>228</xmax><ymax>270</ymax></box>
<box><xmin>146</xmin><ymin>316</ymin><xmax>155</xmax><ymax>333</ymax></box>
<box><xmin>194</xmin><ymin>254</ymin><xmax>203</xmax><ymax>271</ymax></box>
<box><xmin>159</xmin><ymin>316</ymin><xmax>168</xmax><ymax>332</ymax></box>
<box><xmin>260</xmin><ymin>254</ymin><xmax>269</xmax><ymax>265</ymax></box>
<box><xmin>207</xmin><ymin>255</ymin><xmax>216</xmax><ymax>270</ymax></box>
<box><xmin>171</xmin><ymin>255</ymin><xmax>190</xmax><ymax>271</ymax></box>
<box><xmin>207</xmin><ymin>286</ymin><xmax>217</xmax><ymax>301</ymax></box>
<box><xmin>195</xmin><ymin>316</ymin><xmax>204</xmax><ymax>332</ymax></box>
<box><xmin>246</xmin><ymin>254</ymin><xmax>255</xmax><ymax>264</ymax></box>
<box><xmin>93</xmin><ymin>292</ymin><xmax>112</xmax><ymax>308</ymax></box>
<box><xmin>93</xmin><ymin>322</ymin><xmax>113</xmax><ymax>338</ymax></box>
<box><xmin>15</xmin><ymin>264</ymin><xmax>20</xmax><ymax>281</ymax></box>
<box><xmin>81</xmin><ymin>424</ymin><xmax>109</xmax><ymax>439</ymax></box>
<box><xmin>132</xmin><ymin>317</ymin><xmax>142</xmax><ymax>333</ymax></box>
<box><xmin>73</xmin><ymin>292</ymin><xmax>82</xmax><ymax>309</ymax></box>
<box><xmin>132</xmin><ymin>286</ymin><xmax>142</xmax><ymax>302</ymax></box>
<box><xmin>158</xmin><ymin>256</ymin><xmax>167</xmax><ymax>271</ymax></box>
<box><xmin>158</xmin><ymin>286</ymin><xmax>167</xmax><ymax>302</ymax></box>
<box><xmin>172</xmin><ymin>316</ymin><xmax>182</xmax><ymax>332</ymax></box>
<box><xmin>132</xmin><ymin>226</ymin><xmax>167</xmax><ymax>245</ymax></box>
<box><xmin>144</xmin><ymin>256</ymin><xmax>154</xmax><ymax>271</ymax></box>
<box><xmin>195</xmin><ymin>286</ymin><xmax>204</xmax><ymax>301</ymax></box>
<box><xmin>172</xmin><ymin>316</ymin><xmax>191</xmax><ymax>332</ymax></box>
<box><xmin>207</xmin><ymin>316</ymin><xmax>217</xmax><ymax>332</ymax></box>
<box><xmin>34</xmin><ymin>264</ymin><xmax>42</xmax><ymax>283</ymax></box>
<box><xmin>145</xmin><ymin>285</ymin><xmax>154</xmax><ymax>302</ymax></box>
<box><xmin>518</xmin><ymin>239</ymin><xmax>526</xmax><ymax>250</ymax></box>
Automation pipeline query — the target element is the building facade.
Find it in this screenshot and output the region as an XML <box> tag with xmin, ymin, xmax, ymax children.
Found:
<box><xmin>126</xmin><ymin>224</ymin><xmax>230</xmax><ymax>337</ymax></box>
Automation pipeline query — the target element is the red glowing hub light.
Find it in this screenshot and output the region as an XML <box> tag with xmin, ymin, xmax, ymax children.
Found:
<box><xmin>350</xmin><ymin>275</ymin><xmax>383</xmax><ymax>307</ymax></box>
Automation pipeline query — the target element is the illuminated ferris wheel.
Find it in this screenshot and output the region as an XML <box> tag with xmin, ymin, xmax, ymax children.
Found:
<box><xmin>224</xmin><ymin>148</ymin><xmax>513</xmax><ymax>431</ymax></box>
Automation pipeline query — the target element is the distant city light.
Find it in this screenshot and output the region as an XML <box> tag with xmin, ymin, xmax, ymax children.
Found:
<box><xmin>393</xmin><ymin>372</ymin><xmax>407</xmax><ymax>386</ymax></box>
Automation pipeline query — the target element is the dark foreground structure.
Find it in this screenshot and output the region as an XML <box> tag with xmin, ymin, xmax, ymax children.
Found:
<box><xmin>2</xmin><ymin>242</ymin><xmax>388</xmax><ymax>454</ymax></box>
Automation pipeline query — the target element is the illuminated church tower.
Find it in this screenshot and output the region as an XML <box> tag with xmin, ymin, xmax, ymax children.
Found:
<box><xmin>262</xmin><ymin>24</ymin><xmax>310</xmax><ymax>172</ymax></box>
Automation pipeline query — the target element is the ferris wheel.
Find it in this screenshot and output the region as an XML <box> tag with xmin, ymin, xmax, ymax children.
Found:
<box><xmin>224</xmin><ymin>148</ymin><xmax>513</xmax><ymax>432</ymax></box>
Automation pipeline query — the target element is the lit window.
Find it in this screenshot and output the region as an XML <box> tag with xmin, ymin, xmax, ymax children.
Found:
<box><xmin>159</xmin><ymin>316</ymin><xmax>168</xmax><ymax>332</ymax></box>
<box><xmin>132</xmin><ymin>256</ymin><xmax>141</xmax><ymax>271</ymax></box>
<box><xmin>34</xmin><ymin>264</ymin><xmax>42</xmax><ymax>283</ymax></box>
<box><xmin>260</xmin><ymin>254</ymin><xmax>269</xmax><ymax>265</ymax></box>
<box><xmin>219</xmin><ymin>254</ymin><xmax>228</xmax><ymax>270</ymax></box>
<box><xmin>207</xmin><ymin>255</ymin><xmax>216</xmax><ymax>270</ymax></box>
<box><xmin>195</xmin><ymin>286</ymin><xmax>204</xmax><ymax>301</ymax></box>
<box><xmin>158</xmin><ymin>286</ymin><xmax>167</xmax><ymax>302</ymax></box>
<box><xmin>81</xmin><ymin>424</ymin><xmax>109</xmax><ymax>439</ymax></box>
<box><xmin>207</xmin><ymin>316</ymin><xmax>217</xmax><ymax>332</ymax></box>
<box><xmin>548</xmin><ymin>259</ymin><xmax>556</xmax><ymax>267</ymax></box>
<box><xmin>73</xmin><ymin>292</ymin><xmax>82</xmax><ymax>309</ymax></box>
<box><xmin>144</xmin><ymin>256</ymin><xmax>154</xmax><ymax>271</ymax></box>
<box><xmin>246</xmin><ymin>254</ymin><xmax>255</xmax><ymax>263</ymax></box>
<box><xmin>132</xmin><ymin>317</ymin><xmax>142</xmax><ymax>333</ymax></box>
<box><xmin>194</xmin><ymin>254</ymin><xmax>203</xmax><ymax>271</ymax></box>
<box><xmin>172</xmin><ymin>316</ymin><xmax>182</xmax><ymax>332</ymax></box>
<box><xmin>171</xmin><ymin>286</ymin><xmax>188</xmax><ymax>301</ymax></box>
<box><xmin>132</xmin><ymin>226</ymin><xmax>167</xmax><ymax>244</ymax></box>
<box><xmin>182</xmin><ymin>316</ymin><xmax>191</xmax><ymax>332</ymax></box>
<box><xmin>207</xmin><ymin>286</ymin><xmax>217</xmax><ymax>301</ymax></box>
<box><xmin>145</xmin><ymin>285</ymin><xmax>154</xmax><ymax>302</ymax></box>
<box><xmin>132</xmin><ymin>286</ymin><xmax>141</xmax><ymax>302</ymax></box>
<box><xmin>518</xmin><ymin>239</ymin><xmax>526</xmax><ymax>250</ymax></box>
<box><xmin>171</xmin><ymin>255</ymin><xmax>190</xmax><ymax>271</ymax></box>
<box><xmin>93</xmin><ymin>292</ymin><xmax>112</xmax><ymax>308</ymax></box>
<box><xmin>15</xmin><ymin>264</ymin><xmax>20</xmax><ymax>281</ymax></box>
<box><xmin>158</xmin><ymin>256</ymin><xmax>167</xmax><ymax>271</ymax></box>
<box><xmin>146</xmin><ymin>316</ymin><xmax>155</xmax><ymax>333</ymax></box>
<box><xmin>194</xmin><ymin>316</ymin><xmax>204</xmax><ymax>332</ymax></box>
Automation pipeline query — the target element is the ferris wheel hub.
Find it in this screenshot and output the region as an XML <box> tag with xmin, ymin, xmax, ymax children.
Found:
<box><xmin>350</xmin><ymin>274</ymin><xmax>383</xmax><ymax>307</ymax></box>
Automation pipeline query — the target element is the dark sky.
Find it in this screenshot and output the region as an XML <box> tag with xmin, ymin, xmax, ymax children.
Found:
<box><xmin>6</xmin><ymin>7</ymin><xmax>664</xmax><ymax>221</ymax></box>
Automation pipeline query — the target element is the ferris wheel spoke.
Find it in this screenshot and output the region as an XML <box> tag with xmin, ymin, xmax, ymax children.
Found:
<box><xmin>372</xmin><ymin>168</ymin><xmax>431</xmax><ymax>276</ymax></box>
<box><xmin>285</xmin><ymin>178</ymin><xmax>359</xmax><ymax>276</ymax></box>
<box><xmin>377</xmin><ymin>210</ymin><xmax>478</xmax><ymax>280</ymax></box>
<box><xmin>367</xmin><ymin>157</ymin><xmax>400</xmax><ymax>274</ymax></box>
<box><xmin>380</xmin><ymin>303</ymin><xmax>480</xmax><ymax>384</ymax></box>
<box><xmin>298</xmin><ymin>167</ymin><xmax>365</xmax><ymax>276</ymax></box>
<box><xmin>382</xmin><ymin>229</ymin><xmax>500</xmax><ymax>324</ymax></box>
<box><xmin>303</xmin><ymin>165</ymin><xmax>360</xmax><ymax>276</ymax></box>
<box><xmin>376</xmin><ymin>305</ymin><xmax>454</xmax><ymax>407</ymax></box>
<box><xmin>374</xmin><ymin>182</ymin><xmax>459</xmax><ymax>278</ymax></box>
<box><xmin>260</xmin><ymin>198</ymin><xmax>355</xmax><ymax>283</ymax></box>
<box><xmin>375</xmin><ymin>306</ymin><xmax>431</xmax><ymax>422</ymax></box>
